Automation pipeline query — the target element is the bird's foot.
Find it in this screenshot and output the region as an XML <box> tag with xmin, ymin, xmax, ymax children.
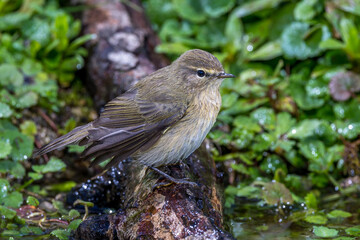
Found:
<box><xmin>148</xmin><ymin>166</ymin><xmax>198</xmax><ymax>189</ymax></box>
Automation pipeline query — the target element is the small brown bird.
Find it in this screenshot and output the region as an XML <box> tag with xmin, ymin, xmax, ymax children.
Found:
<box><xmin>34</xmin><ymin>49</ymin><xmax>234</xmax><ymax>183</ymax></box>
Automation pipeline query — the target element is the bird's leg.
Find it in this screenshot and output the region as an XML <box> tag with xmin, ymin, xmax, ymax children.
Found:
<box><xmin>147</xmin><ymin>165</ymin><xmax>198</xmax><ymax>188</ymax></box>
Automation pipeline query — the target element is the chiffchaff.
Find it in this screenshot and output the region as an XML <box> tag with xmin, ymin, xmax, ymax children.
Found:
<box><xmin>34</xmin><ymin>49</ymin><xmax>234</xmax><ymax>183</ymax></box>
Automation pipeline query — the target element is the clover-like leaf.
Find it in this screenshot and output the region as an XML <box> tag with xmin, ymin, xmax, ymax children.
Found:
<box><xmin>287</xmin><ymin>119</ymin><xmax>322</xmax><ymax>139</ymax></box>
<box><xmin>173</xmin><ymin>0</ymin><xmax>207</xmax><ymax>23</ymax></box>
<box><xmin>305</xmin><ymin>214</ymin><xmax>328</xmax><ymax>224</ymax></box>
<box><xmin>281</xmin><ymin>22</ymin><xmax>330</xmax><ymax>59</ymax></box>
<box><xmin>0</xmin><ymin>64</ymin><xmax>23</xmax><ymax>87</ymax></box>
<box><xmin>327</xmin><ymin>210</ymin><xmax>352</xmax><ymax>219</ymax></box>
<box><xmin>313</xmin><ymin>226</ymin><xmax>338</xmax><ymax>238</ymax></box>
<box><xmin>262</xmin><ymin>181</ymin><xmax>293</xmax><ymax>205</ymax></box>
<box><xmin>16</xmin><ymin>91</ymin><xmax>38</xmax><ymax>108</ymax></box>
<box><xmin>304</xmin><ymin>192</ymin><xmax>318</xmax><ymax>209</ymax></box>
<box><xmin>202</xmin><ymin>0</ymin><xmax>235</xmax><ymax>18</ymax></box>
<box><xmin>0</xmin><ymin>140</ymin><xmax>12</xmax><ymax>158</ymax></box>
<box><xmin>345</xmin><ymin>225</ymin><xmax>360</xmax><ymax>237</ymax></box>
<box><xmin>2</xmin><ymin>191</ymin><xmax>23</xmax><ymax>208</ymax></box>
<box><xmin>0</xmin><ymin>102</ymin><xmax>13</xmax><ymax>118</ymax></box>
<box><xmin>250</xmin><ymin>107</ymin><xmax>276</xmax><ymax>131</ymax></box>
<box><xmin>248</xmin><ymin>41</ymin><xmax>282</xmax><ymax>61</ymax></box>
<box><xmin>294</xmin><ymin>0</ymin><xmax>320</xmax><ymax>21</ymax></box>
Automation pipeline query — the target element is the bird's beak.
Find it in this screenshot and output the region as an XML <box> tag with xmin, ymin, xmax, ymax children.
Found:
<box><xmin>218</xmin><ymin>72</ymin><xmax>235</xmax><ymax>78</ymax></box>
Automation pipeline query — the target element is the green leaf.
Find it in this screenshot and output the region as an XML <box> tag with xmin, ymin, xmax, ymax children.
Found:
<box><xmin>28</xmin><ymin>172</ymin><xmax>43</xmax><ymax>180</ymax></box>
<box><xmin>225</xmin><ymin>12</ymin><xmax>243</xmax><ymax>51</ymax></box>
<box><xmin>327</xmin><ymin>210</ymin><xmax>352</xmax><ymax>219</ymax></box>
<box><xmin>68</xmin><ymin>219</ymin><xmax>82</xmax><ymax>231</ymax></box>
<box><xmin>0</xmin><ymin>140</ymin><xmax>12</xmax><ymax>158</ymax></box>
<box><xmin>0</xmin><ymin>205</ymin><xmax>16</xmax><ymax>219</ymax></box>
<box><xmin>340</xmin><ymin>18</ymin><xmax>360</xmax><ymax>56</ymax></box>
<box><xmin>16</xmin><ymin>91</ymin><xmax>38</xmax><ymax>108</ymax></box>
<box><xmin>290</xmin><ymin>79</ymin><xmax>325</xmax><ymax>110</ymax></box>
<box><xmin>145</xmin><ymin>0</ymin><xmax>177</xmax><ymax>25</ymax></box>
<box><xmin>173</xmin><ymin>0</ymin><xmax>207</xmax><ymax>23</ymax></box>
<box><xmin>313</xmin><ymin>226</ymin><xmax>338</xmax><ymax>238</ymax></box>
<box><xmin>46</xmin><ymin>181</ymin><xmax>76</xmax><ymax>192</ymax></box>
<box><xmin>53</xmin><ymin>200</ymin><xmax>69</xmax><ymax>215</ymax></box>
<box><xmin>305</xmin><ymin>214</ymin><xmax>328</xmax><ymax>224</ymax></box>
<box><xmin>220</xmin><ymin>98</ymin><xmax>268</xmax><ymax>116</ymax></box>
<box><xmin>50</xmin><ymin>229</ymin><xmax>70</xmax><ymax>240</ymax></box>
<box><xmin>250</xmin><ymin>108</ymin><xmax>276</xmax><ymax>131</ymax></box>
<box><xmin>2</xmin><ymin>191</ymin><xmax>23</xmax><ymax>208</ymax></box>
<box><xmin>252</xmin><ymin>132</ymin><xmax>276</xmax><ymax>152</ymax></box>
<box><xmin>53</xmin><ymin>14</ymin><xmax>70</xmax><ymax>51</ymax></box>
<box><xmin>262</xmin><ymin>182</ymin><xmax>293</xmax><ymax>205</ymax></box>
<box><xmin>306</xmin><ymin>78</ymin><xmax>329</xmax><ymax>98</ymax></box>
<box><xmin>275</xmin><ymin>112</ymin><xmax>296</xmax><ymax>137</ymax></box>
<box><xmin>294</xmin><ymin>0</ymin><xmax>319</xmax><ymax>21</ymax></box>
<box><xmin>156</xmin><ymin>42</ymin><xmax>191</xmax><ymax>55</ymax></box>
<box><xmin>233</xmin><ymin>116</ymin><xmax>261</xmax><ymax>132</ymax></box>
<box><xmin>0</xmin><ymin>178</ymin><xmax>10</xmax><ymax>199</ymax></box>
<box><xmin>304</xmin><ymin>192</ymin><xmax>317</xmax><ymax>209</ymax></box>
<box><xmin>20</xmin><ymin>120</ymin><xmax>37</xmax><ymax>138</ymax></box>
<box><xmin>287</xmin><ymin>119</ymin><xmax>322</xmax><ymax>139</ymax></box>
<box><xmin>299</xmin><ymin>140</ymin><xmax>325</xmax><ymax>161</ymax></box>
<box><xmin>222</xmin><ymin>92</ymin><xmax>238</xmax><ymax>108</ymax></box>
<box><xmin>225</xmin><ymin>185</ymin><xmax>261</xmax><ymax>199</ymax></box>
<box><xmin>22</xmin><ymin>18</ymin><xmax>50</xmax><ymax>46</ymax></box>
<box><xmin>26</xmin><ymin>196</ymin><xmax>39</xmax><ymax>207</ymax></box>
<box><xmin>333</xmin><ymin>237</ymin><xmax>355</xmax><ymax>240</ymax></box>
<box><xmin>248</xmin><ymin>41</ymin><xmax>282</xmax><ymax>61</ymax></box>
<box><xmin>42</xmin><ymin>157</ymin><xmax>66</xmax><ymax>173</ymax></box>
<box><xmin>233</xmin><ymin>0</ymin><xmax>286</xmax><ymax>18</ymax></box>
<box><xmin>9</xmin><ymin>133</ymin><xmax>33</xmax><ymax>161</ymax></box>
<box><xmin>0</xmin><ymin>12</ymin><xmax>30</xmax><ymax>31</ymax></box>
<box><xmin>260</xmin><ymin>155</ymin><xmax>287</xmax><ymax>175</ymax></box>
<box><xmin>9</xmin><ymin>162</ymin><xmax>26</xmax><ymax>178</ymax></box>
<box><xmin>68</xmin><ymin>209</ymin><xmax>80</xmax><ymax>219</ymax></box>
<box><xmin>67</xmin><ymin>145</ymin><xmax>85</xmax><ymax>153</ymax></box>
<box><xmin>0</xmin><ymin>103</ymin><xmax>13</xmax><ymax>118</ymax></box>
<box><xmin>336</xmin><ymin>121</ymin><xmax>360</xmax><ymax>140</ymax></box>
<box><xmin>202</xmin><ymin>0</ymin><xmax>235</xmax><ymax>18</ymax></box>
<box><xmin>33</xmin><ymin>157</ymin><xmax>66</xmax><ymax>174</ymax></box>
<box><xmin>67</xmin><ymin>34</ymin><xmax>95</xmax><ymax>53</ymax></box>
<box><xmin>332</xmin><ymin>0</ymin><xmax>360</xmax><ymax>16</ymax></box>
<box><xmin>0</xmin><ymin>64</ymin><xmax>23</xmax><ymax>87</ymax></box>
<box><xmin>281</xmin><ymin>22</ymin><xmax>330</xmax><ymax>59</ymax></box>
<box><xmin>320</xmin><ymin>38</ymin><xmax>346</xmax><ymax>50</ymax></box>
<box><xmin>345</xmin><ymin>226</ymin><xmax>360</xmax><ymax>237</ymax></box>
<box><xmin>19</xmin><ymin>226</ymin><xmax>43</xmax><ymax>235</ymax></box>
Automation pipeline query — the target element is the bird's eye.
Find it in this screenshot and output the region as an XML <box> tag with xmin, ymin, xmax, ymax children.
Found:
<box><xmin>197</xmin><ymin>70</ymin><xmax>206</xmax><ymax>78</ymax></box>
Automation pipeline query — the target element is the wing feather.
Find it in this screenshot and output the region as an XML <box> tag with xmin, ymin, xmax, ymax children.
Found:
<box><xmin>81</xmin><ymin>91</ymin><xmax>187</xmax><ymax>168</ymax></box>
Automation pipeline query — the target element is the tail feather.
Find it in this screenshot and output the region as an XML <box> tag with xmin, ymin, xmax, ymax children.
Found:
<box><xmin>33</xmin><ymin>123</ymin><xmax>93</xmax><ymax>157</ymax></box>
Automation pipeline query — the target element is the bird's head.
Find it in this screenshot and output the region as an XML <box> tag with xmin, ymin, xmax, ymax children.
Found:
<box><xmin>172</xmin><ymin>49</ymin><xmax>234</xmax><ymax>90</ymax></box>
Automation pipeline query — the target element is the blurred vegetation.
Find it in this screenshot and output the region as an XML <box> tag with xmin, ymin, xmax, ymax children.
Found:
<box><xmin>143</xmin><ymin>0</ymin><xmax>360</xmax><ymax>238</ymax></box>
<box><xmin>0</xmin><ymin>0</ymin><xmax>93</xmax><ymax>239</ymax></box>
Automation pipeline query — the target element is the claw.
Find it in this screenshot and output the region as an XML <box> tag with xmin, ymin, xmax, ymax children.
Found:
<box><xmin>147</xmin><ymin>165</ymin><xmax>199</xmax><ymax>189</ymax></box>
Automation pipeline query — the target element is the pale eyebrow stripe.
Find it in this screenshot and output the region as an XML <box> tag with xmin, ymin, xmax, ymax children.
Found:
<box><xmin>187</xmin><ymin>66</ymin><xmax>217</xmax><ymax>76</ymax></box>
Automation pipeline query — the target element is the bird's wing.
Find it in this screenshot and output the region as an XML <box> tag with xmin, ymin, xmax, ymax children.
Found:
<box><xmin>80</xmin><ymin>91</ymin><xmax>188</xmax><ymax>169</ymax></box>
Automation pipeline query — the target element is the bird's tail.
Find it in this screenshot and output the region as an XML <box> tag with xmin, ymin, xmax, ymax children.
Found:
<box><xmin>33</xmin><ymin>123</ymin><xmax>93</xmax><ymax>157</ymax></box>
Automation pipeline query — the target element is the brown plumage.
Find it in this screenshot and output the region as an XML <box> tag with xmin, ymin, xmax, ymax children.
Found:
<box><xmin>33</xmin><ymin>49</ymin><xmax>234</xmax><ymax>170</ymax></box>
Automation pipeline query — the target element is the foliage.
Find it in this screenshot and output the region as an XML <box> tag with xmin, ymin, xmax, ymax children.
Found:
<box><xmin>143</xmin><ymin>0</ymin><xmax>360</xmax><ymax>238</ymax></box>
<box><xmin>0</xmin><ymin>0</ymin><xmax>92</xmax><ymax>238</ymax></box>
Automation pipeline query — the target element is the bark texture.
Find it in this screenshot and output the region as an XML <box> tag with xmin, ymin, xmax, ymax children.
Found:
<box><xmin>80</xmin><ymin>0</ymin><xmax>169</xmax><ymax>110</ymax></box>
<box><xmin>69</xmin><ymin>0</ymin><xmax>234</xmax><ymax>239</ymax></box>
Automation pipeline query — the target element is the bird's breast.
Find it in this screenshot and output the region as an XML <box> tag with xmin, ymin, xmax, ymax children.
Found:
<box><xmin>136</xmin><ymin>87</ymin><xmax>221</xmax><ymax>167</ymax></box>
